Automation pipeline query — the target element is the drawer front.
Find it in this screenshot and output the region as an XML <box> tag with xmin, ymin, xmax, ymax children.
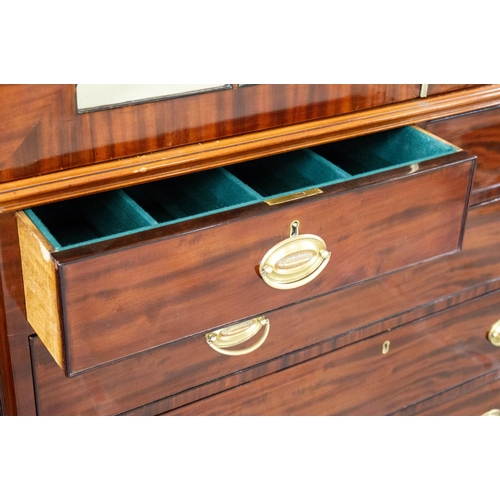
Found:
<box><xmin>166</xmin><ymin>289</ymin><xmax>500</xmax><ymax>416</ymax></box>
<box><xmin>421</xmin><ymin>106</ymin><xmax>500</xmax><ymax>205</ymax></box>
<box><xmin>18</xmin><ymin>128</ymin><xmax>475</xmax><ymax>375</ymax></box>
<box><xmin>404</xmin><ymin>374</ymin><xmax>500</xmax><ymax>416</ymax></box>
<box><xmin>30</xmin><ymin>201</ymin><xmax>500</xmax><ymax>415</ymax></box>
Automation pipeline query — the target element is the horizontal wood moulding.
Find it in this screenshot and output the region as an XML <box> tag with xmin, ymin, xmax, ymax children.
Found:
<box><xmin>1</xmin><ymin>85</ymin><xmax>500</xmax><ymax>213</ymax></box>
<box><xmin>0</xmin><ymin>84</ymin><xmax>422</xmax><ymax>182</ymax></box>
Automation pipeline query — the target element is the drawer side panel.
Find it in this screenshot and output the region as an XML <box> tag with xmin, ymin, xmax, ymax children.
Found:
<box><xmin>16</xmin><ymin>212</ymin><xmax>63</xmax><ymax>368</ymax></box>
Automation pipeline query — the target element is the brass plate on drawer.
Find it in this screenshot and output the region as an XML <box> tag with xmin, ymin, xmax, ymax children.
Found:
<box><xmin>206</xmin><ymin>316</ymin><xmax>270</xmax><ymax>356</ymax></box>
<box><xmin>265</xmin><ymin>188</ymin><xmax>323</xmax><ymax>205</ymax></box>
<box><xmin>260</xmin><ymin>234</ymin><xmax>331</xmax><ymax>290</ymax></box>
<box><xmin>482</xmin><ymin>408</ymin><xmax>500</xmax><ymax>416</ymax></box>
<box><xmin>488</xmin><ymin>319</ymin><xmax>500</xmax><ymax>346</ymax></box>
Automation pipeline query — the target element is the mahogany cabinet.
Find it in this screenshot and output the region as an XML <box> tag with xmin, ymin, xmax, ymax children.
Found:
<box><xmin>1</xmin><ymin>84</ymin><xmax>500</xmax><ymax>416</ymax></box>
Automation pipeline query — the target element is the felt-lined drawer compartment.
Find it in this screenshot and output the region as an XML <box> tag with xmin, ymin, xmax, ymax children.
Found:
<box><xmin>25</xmin><ymin>168</ymin><xmax>262</xmax><ymax>251</ymax></box>
<box><xmin>26</xmin><ymin>190</ymin><xmax>157</xmax><ymax>249</ymax></box>
<box><xmin>17</xmin><ymin>126</ymin><xmax>475</xmax><ymax>376</ymax></box>
<box><xmin>228</xmin><ymin>126</ymin><xmax>457</xmax><ymax>196</ymax></box>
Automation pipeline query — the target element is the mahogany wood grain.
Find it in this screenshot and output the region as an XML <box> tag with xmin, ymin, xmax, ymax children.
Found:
<box><xmin>0</xmin><ymin>282</ymin><xmax>11</xmax><ymax>416</ymax></box>
<box><xmin>29</xmin><ymin>200</ymin><xmax>500</xmax><ymax>415</ymax></box>
<box><xmin>166</xmin><ymin>289</ymin><xmax>500</xmax><ymax>416</ymax></box>
<box><xmin>421</xmin><ymin>106</ymin><xmax>500</xmax><ymax>205</ymax></box>
<box><xmin>2</xmin><ymin>85</ymin><xmax>500</xmax><ymax>214</ymax></box>
<box><xmin>37</xmin><ymin>155</ymin><xmax>473</xmax><ymax>375</ymax></box>
<box><xmin>0</xmin><ymin>213</ymin><xmax>36</xmax><ymax>415</ymax></box>
<box><xmin>393</xmin><ymin>371</ymin><xmax>500</xmax><ymax>416</ymax></box>
<box><xmin>2</xmin><ymin>84</ymin><xmax>500</xmax><ymax>415</ymax></box>
<box><xmin>426</xmin><ymin>85</ymin><xmax>480</xmax><ymax>96</ymax></box>
<box><xmin>0</xmin><ymin>84</ymin><xmax>420</xmax><ymax>183</ymax></box>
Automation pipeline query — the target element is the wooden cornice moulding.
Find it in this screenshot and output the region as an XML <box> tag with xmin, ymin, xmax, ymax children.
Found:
<box><xmin>1</xmin><ymin>84</ymin><xmax>500</xmax><ymax>213</ymax></box>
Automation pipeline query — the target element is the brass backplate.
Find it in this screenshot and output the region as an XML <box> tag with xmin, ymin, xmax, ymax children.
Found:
<box><xmin>265</xmin><ymin>188</ymin><xmax>323</xmax><ymax>205</ymax></box>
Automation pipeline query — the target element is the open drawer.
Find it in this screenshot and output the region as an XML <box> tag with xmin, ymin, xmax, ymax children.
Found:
<box><xmin>17</xmin><ymin>126</ymin><xmax>476</xmax><ymax>376</ymax></box>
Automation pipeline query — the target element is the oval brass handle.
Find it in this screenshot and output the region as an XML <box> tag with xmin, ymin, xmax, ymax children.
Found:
<box><xmin>482</xmin><ymin>409</ymin><xmax>500</xmax><ymax>416</ymax></box>
<box><xmin>259</xmin><ymin>234</ymin><xmax>331</xmax><ymax>290</ymax></box>
<box><xmin>488</xmin><ymin>319</ymin><xmax>500</xmax><ymax>347</ymax></box>
<box><xmin>205</xmin><ymin>316</ymin><xmax>270</xmax><ymax>356</ymax></box>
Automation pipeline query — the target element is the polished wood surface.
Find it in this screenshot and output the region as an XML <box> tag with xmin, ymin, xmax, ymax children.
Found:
<box><xmin>1</xmin><ymin>84</ymin><xmax>499</xmax><ymax>415</ymax></box>
<box><xmin>0</xmin><ymin>213</ymin><xmax>36</xmax><ymax>415</ymax></box>
<box><xmin>395</xmin><ymin>371</ymin><xmax>500</xmax><ymax>416</ymax></box>
<box><xmin>426</xmin><ymin>84</ymin><xmax>480</xmax><ymax>96</ymax></box>
<box><xmin>37</xmin><ymin>153</ymin><xmax>473</xmax><ymax>375</ymax></box>
<box><xmin>30</xmin><ymin>199</ymin><xmax>500</xmax><ymax>415</ymax></box>
<box><xmin>421</xmin><ymin>105</ymin><xmax>500</xmax><ymax>205</ymax></box>
<box><xmin>0</xmin><ymin>84</ymin><xmax>420</xmax><ymax>183</ymax></box>
<box><xmin>166</xmin><ymin>289</ymin><xmax>500</xmax><ymax>415</ymax></box>
<box><xmin>2</xmin><ymin>85</ymin><xmax>500</xmax><ymax>214</ymax></box>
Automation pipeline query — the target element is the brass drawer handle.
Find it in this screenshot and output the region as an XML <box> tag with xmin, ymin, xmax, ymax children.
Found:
<box><xmin>205</xmin><ymin>316</ymin><xmax>270</xmax><ymax>356</ymax></box>
<box><xmin>488</xmin><ymin>319</ymin><xmax>500</xmax><ymax>347</ymax></box>
<box><xmin>482</xmin><ymin>409</ymin><xmax>500</xmax><ymax>416</ymax></box>
<box><xmin>259</xmin><ymin>221</ymin><xmax>331</xmax><ymax>290</ymax></box>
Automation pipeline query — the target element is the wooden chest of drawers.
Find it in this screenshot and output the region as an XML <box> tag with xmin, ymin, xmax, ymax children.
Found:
<box><xmin>17</xmin><ymin>126</ymin><xmax>474</xmax><ymax>376</ymax></box>
<box><xmin>2</xmin><ymin>84</ymin><xmax>500</xmax><ymax>416</ymax></box>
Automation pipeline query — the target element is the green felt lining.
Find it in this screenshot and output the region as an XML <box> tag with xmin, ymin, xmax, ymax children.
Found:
<box><xmin>123</xmin><ymin>168</ymin><xmax>262</xmax><ymax>224</ymax></box>
<box><xmin>226</xmin><ymin>149</ymin><xmax>351</xmax><ymax>198</ymax></box>
<box><xmin>26</xmin><ymin>126</ymin><xmax>458</xmax><ymax>251</ymax></box>
<box><xmin>311</xmin><ymin>127</ymin><xmax>458</xmax><ymax>177</ymax></box>
<box><xmin>26</xmin><ymin>190</ymin><xmax>157</xmax><ymax>250</ymax></box>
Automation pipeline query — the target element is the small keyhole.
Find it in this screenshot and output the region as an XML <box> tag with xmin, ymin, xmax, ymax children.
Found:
<box><xmin>382</xmin><ymin>341</ymin><xmax>390</xmax><ymax>354</ymax></box>
<box><xmin>290</xmin><ymin>220</ymin><xmax>300</xmax><ymax>237</ymax></box>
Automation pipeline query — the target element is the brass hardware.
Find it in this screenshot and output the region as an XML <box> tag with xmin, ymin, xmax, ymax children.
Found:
<box><xmin>265</xmin><ymin>188</ymin><xmax>323</xmax><ymax>206</ymax></box>
<box><xmin>482</xmin><ymin>409</ymin><xmax>500</xmax><ymax>416</ymax></box>
<box><xmin>488</xmin><ymin>319</ymin><xmax>500</xmax><ymax>347</ymax></box>
<box><xmin>382</xmin><ymin>340</ymin><xmax>390</xmax><ymax>354</ymax></box>
<box><xmin>290</xmin><ymin>220</ymin><xmax>299</xmax><ymax>237</ymax></box>
<box><xmin>259</xmin><ymin>222</ymin><xmax>331</xmax><ymax>290</ymax></box>
<box><xmin>205</xmin><ymin>316</ymin><xmax>269</xmax><ymax>356</ymax></box>
<box><xmin>420</xmin><ymin>84</ymin><xmax>429</xmax><ymax>98</ymax></box>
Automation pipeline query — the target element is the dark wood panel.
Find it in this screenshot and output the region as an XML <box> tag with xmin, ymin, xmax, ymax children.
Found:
<box><xmin>0</xmin><ymin>84</ymin><xmax>421</xmax><ymax>183</ymax></box>
<box><xmin>394</xmin><ymin>371</ymin><xmax>500</xmax><ymax>416</ymax></box>
<box><xmin>29</xmin><ymin>200</ymin><xmax>500</xmax><ymax>416</ymax></box>
<box><xmin>419</xmin><ymin>378</ymin><xmax>500</xmax><ymax>416</ymax></box>
<box><xmin>2</xmin><ymin>84</ymin><xmax>499</xmax><ymax>416</ymax></box>
<box><xmin>0</xmin><ymin>290</ymin><xmax>14</xmax><ymax>415</ymax></box>
<box><xmin>53</xmin><ymin>156</ymin><xmax>472</xmax><ymax>374</ymax></box>
<box><xmin>421</xmin><ymin>106</ymin><xmax>500</xmax><ymax>205</ymax></box>
<box><xmin>426</xmin><ymin>84</ymin><xmax>480</xmax><ymax>96</ymax></box>
<box><xmin>3</xmin><ymin>85</ymin><xmax>500</xmax><ymax>214</ymax></box>
<box><xmin>166</xmin><ymin>290</ymin><xmax>500</xmax><ymax>416</ymax></box>
<box><xmin>0</xmin><ymin>213</ymin><xmax>36</xmax><ymax>415</ymax></box>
